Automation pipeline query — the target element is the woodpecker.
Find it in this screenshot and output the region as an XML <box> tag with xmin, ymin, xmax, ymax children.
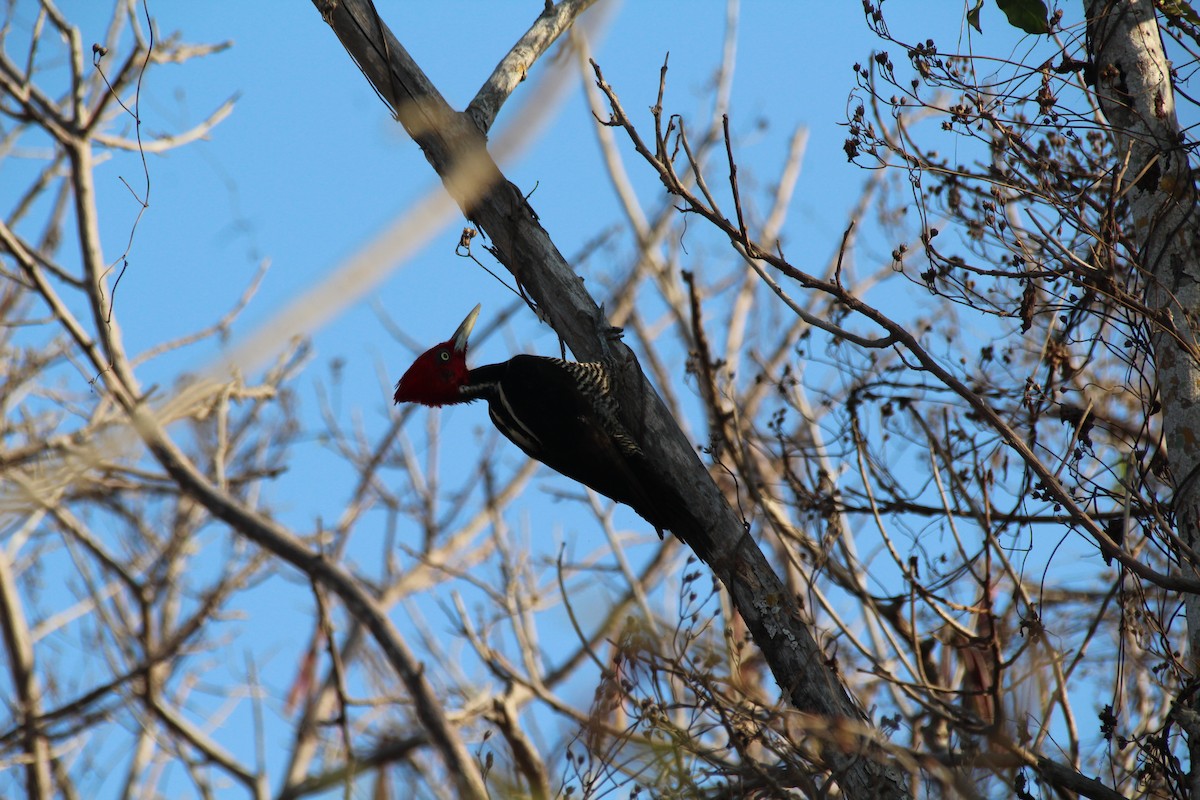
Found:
<box><xmin>393</xmin><ymin>305</ymin><xmax>681</xmax><ymax>535</ymax></box>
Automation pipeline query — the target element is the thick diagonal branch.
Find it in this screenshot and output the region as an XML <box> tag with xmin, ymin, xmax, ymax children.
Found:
<box><xmin>311</xmin><ymin>1</ymin><xmax>911</xmax><ymax>797</ymax></box>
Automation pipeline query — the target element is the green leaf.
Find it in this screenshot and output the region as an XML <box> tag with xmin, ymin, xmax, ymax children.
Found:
<box><xmin>967</xmin><ymin>0</ymin><xmax>985</xmax><ymax>32</ymax></box>
<box><xmin>995</xmin><ymin>0</ymin><xmax>1050</xmax><ymax>34</ymax></box>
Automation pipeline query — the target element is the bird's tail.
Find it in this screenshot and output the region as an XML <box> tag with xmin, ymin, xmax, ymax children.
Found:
<box><xmin>627</xmin><ymin>456</ymin><xmax>693</xmax><ymax>539</ymax></box>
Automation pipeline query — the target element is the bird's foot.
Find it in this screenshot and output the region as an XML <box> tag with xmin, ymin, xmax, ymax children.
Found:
<box><xmin>596</xmin><ymin>303</ymin><xmax>624</xmax><ymax>341</ymax></box>
<box><xmin>596</xmin><ymin>303</ymin><xmax>627</xmax><ymax>364</ymax></box>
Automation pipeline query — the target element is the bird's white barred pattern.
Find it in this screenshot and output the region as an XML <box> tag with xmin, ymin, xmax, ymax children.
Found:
<box><xmin>552</xmin><ymin>360</ymin><xmax>643</xmax><ymax>457</ymax></box>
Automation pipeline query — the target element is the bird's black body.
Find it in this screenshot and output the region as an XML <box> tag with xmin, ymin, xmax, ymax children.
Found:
<box><xmin>392</xmin><ymin>305</ymin><xmax>685</xmax><ymax>536</ymax></box>
<box><xmin>460</xmin><ymin>355</ymin><xmax>678</xmax><ymax>534</ymax></box>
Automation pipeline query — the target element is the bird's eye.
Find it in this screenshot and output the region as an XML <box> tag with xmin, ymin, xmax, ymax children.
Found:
<box><xmin>439</xmin><ymin>350</ymin><xmax>450</xmax><ymax>362</ymax></box>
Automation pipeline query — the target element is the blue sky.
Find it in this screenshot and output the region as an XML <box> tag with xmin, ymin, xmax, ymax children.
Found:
<box><xmin>4</xmin><ymin>1</ymin><xmax>1092</xmax><ymax>796</ymax></box>
<box><xmin>81</xmin><ymin>1</ymin><xmax>890</xmax><ymax>360</ymax></box>
<box><xmin>76</xmin><ymin>0</ymin><xmax>908</xmax><ymax>534</ymax></box>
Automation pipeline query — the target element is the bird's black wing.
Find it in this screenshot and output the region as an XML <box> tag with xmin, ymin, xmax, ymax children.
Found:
<box><xmin>473</xmin><ymin>355</ymin><xmax>678</xmax><ymax>532</ymax></box>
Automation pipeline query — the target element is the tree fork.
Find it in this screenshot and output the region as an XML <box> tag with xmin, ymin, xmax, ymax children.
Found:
<box><xmin>312</xmin><ymin>0</ymin><xmax>911</xmax><ymax>796</ymax></box>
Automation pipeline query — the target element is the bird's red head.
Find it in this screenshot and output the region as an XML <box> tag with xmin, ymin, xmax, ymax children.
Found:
<box><xmin>393</xmin><ymin>304</ymin><xmax>480</xmax><ymax>407</ymax></box>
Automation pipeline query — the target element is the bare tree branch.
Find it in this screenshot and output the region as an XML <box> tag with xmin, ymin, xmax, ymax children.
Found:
<box><xmin>466</xmin><ymin>0</ymin><xmax>601</xmax><ymax>134</ymax></box>
<box><xmin>311</xmin><ymin>2</ymin><xmax>912</xmax><ymax>798</ymax></box>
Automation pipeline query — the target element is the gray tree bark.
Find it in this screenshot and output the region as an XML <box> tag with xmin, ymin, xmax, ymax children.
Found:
<box><xmin>1086</xmin><ymin>0</ymin><xmax>1200</xmax><ymax>794</ymax></box>
<box><xmin>309</xmin><ymin>0</ymin><xmax>912</xmax><ymax>797</ymax></box>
